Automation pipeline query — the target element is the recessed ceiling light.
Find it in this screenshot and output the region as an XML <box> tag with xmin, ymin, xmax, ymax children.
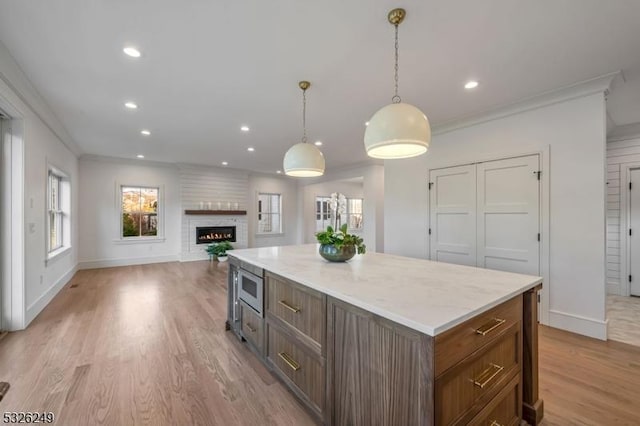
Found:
<box><xmin>464</xmin><ymin>80</ymin><xmax>479</xmax><ymax>89</ymax></box>
<box><xmin>241</xmin><ymin>125</ymin><xmax>250</xmax><ymax>132</ymax></box>
<box><xmin>123</xmin><ymin>47</ymin><xmax>141</xmax><ymax>58</ymax></box>
<box><xmin>247</xmin><ymin>147</ymin><xmax>255</xmax><ymax>152</ymax></box>
<box><xmin>136</xmin><ymin>154</ymin><xmax>145</xmax><ymax>159</ymax></box>
<box><xmin>365</xmin><ymin>121</ymin><xmax>370</xmax><ymax>126</ymax></box>
<box><xmin>140</xmin><ymin>129</ymin><xmax>151</xmax><ymax>136</ymax></box>
<box><xmin>314</xmin><ymin>141</ymin><xmax>323</xmax><ymax>146</ymax></box>
<box><xmin>276</xmin><ymin>170</ymin><xmax>282</xmax><ymax>174</ymax></box>
<box><xmin>222</xmin><ymin>161</ymin><xmax>228</xmax><ymax>166</ymax></box>
<box><xmin>125</xmin><ymin>102</ymin><xmax>138</xmax><ymax>109</ymax></box>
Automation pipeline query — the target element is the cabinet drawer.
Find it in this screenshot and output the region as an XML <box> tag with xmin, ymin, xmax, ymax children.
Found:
<box><xmin>267</xmin><ymin>325</ymin><xmax>325</xmax><ymax>414</ymax></box>
<box><xmin>435</xmin><ymin>323</ymin><xmax>520</xmax><ymax>425</ymax></box>
<box><xmin>435</xmin><ymin>296</ymin><xmax>522</xmax><ymax>376</ymax></box>
<box><xmin>241</xmin><ymin>302</ymin><xmax>264</xmax><ymax>354</ymax></box>
<box><xmin>468</xmin><ymin>374</ymin><xmax>521</xmax><ymax>426</ymax></box>
<box><xmin>266</xmin><ymin>272</ymin><xmax>325</xmax><ymax>349</ymax></box>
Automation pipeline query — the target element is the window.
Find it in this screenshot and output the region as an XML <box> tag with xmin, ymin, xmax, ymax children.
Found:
<box><xmin>346</xmin><ymin>198</ymin><xmax>364</xmax><ymax>231</ymax></box>
<box><xmin>121</xmin><ymin>186</ymin><xmax>159</xmax><ymax>238</ymax></box>
<box><xmin>257</xmin><ymin>193</ymin><xmax>282</xmax><ymax>234</ymax></box>
<box><xmin>315</xmin><ymin>196</ymin><xmax>332</xmax><ymax>231</ymax></box>
<box><xmin>315</xmin><ymin>195</ymin><xmax>364</xmax><ymax>232</ymax></box>
<box><xmin>48</xmin><ymin>172</ymin><xmax>63</xmax><ymax>251</ymax></box>
<box><xmin>47</xmin><ymin>167</ymin><xmax>71</xmax><ymax>259</ymax></box>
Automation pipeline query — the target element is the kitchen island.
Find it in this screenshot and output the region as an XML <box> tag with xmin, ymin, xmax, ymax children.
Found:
<box><xmin>227</xmin><ymin>244</ymin><xmax>543</xmax><ymax>425</ymax></box>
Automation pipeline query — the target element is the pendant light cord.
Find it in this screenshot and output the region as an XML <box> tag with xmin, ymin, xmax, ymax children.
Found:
<box><xmin>302</xmin><ymin>87</ymin><xmax>308</xmax><ymax>143</ymax></box>
<box><xmin>392</xmin><ymin>23</ymin><xmax>401</xmax><ymax>104</ymax></box>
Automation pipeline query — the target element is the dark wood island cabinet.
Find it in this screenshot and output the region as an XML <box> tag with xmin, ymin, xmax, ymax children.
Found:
<box><xmin>227</xmin><ymin>245</ymin><xmax>543</xmax><ymax>425</ymax></box>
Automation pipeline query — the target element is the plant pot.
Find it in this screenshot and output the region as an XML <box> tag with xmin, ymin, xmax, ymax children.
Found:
<box><xmin>319</xmin><ymin>244</ymin><xmax>356</xmax><ymax>262</ymax></box>
<box><xmin>217</xmin><ymin>255</ymin><xmax>229</xmax><ymax>262</ymax></box>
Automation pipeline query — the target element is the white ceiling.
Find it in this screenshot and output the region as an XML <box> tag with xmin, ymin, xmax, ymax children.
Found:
<box><xmin>0</xmin><ymin>0</ymin><xmax>639</xmax><ymax>174</ymax></box>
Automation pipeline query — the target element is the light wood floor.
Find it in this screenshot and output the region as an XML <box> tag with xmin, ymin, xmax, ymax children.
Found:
<box><xmin>607</xmin><ymin>295</ymin><xmax>640</xmax><ymax>347</ymax></box>
<box><xmin>0</xmin><ymin>262</ymin><xmax>639</xmax><ymax>425</ymax></box>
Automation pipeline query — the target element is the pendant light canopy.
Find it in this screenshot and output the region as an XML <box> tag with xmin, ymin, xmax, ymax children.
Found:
<box><xmin>364</xmin><ymin>8</ymin><xmax>431</xmax><ymax>159</ymax></box>
<box><xmin>284</xmin><ymin>81</ymin><xmax>325</xmax><ymax>177</ymax></box>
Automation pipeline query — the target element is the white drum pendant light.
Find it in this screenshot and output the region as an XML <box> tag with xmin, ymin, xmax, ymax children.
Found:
<box><xmin>364</xmin><ymin>8</ymin><xmax>431</xmax><ymax>159</ymax></box>
<box><xmin>284</xmin><ymin>81</ymin><xmax>325</xmax><ymax>177</ymax></box>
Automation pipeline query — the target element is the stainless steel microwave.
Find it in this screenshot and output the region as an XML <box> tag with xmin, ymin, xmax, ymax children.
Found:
<box><xmin>238</xmin><ymin>268</ymin><xmax>263</xmax><ymax>316</ymax></box>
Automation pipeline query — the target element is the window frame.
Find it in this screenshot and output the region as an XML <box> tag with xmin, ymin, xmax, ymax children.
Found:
<box><xmin>117</xmin><ymin>183</ymin><xmax>164</xmax><ymax>242</ymax></box>
<box><xmin>256</xmin><ymin>192</ymin><xmax>283</xmax><ymax>236</ymax></box>
<box><xmin>314</xmin><ymin>195</ymin><xmax>364</xmax><ymax>232</ymax></box>
<box><xmin>46</xmin><ymin>164</ymin><xmax>71</xmax><ymax>263</ymax></box>
<box><xmin>346</xmin><ymin>197</ymin><xmax>364</xmax><ymax>232</ymax></box>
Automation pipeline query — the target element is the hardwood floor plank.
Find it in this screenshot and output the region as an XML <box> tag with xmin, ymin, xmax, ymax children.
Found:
<box><xmin>0</xmin><ymin>261</ymin><xmax>638</xmax><ymax>425</ymax></box>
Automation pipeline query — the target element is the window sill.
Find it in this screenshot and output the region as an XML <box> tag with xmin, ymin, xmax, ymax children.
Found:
<box><xmin>255</xmin><ymin>233</ymin><xmax>285</xmax><ymax>238</ymax></box>
<box><xmin>113</xmin><ymin>237</ymin><xmax>166</xmax><ymax>245</ymax></box>
<box><xmin>46</xmin><ymin>246</ymin><xmax>71</xmax><ymax>266</ymax></box>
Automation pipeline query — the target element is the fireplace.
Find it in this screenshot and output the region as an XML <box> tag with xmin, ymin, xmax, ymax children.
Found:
<box><xmin>196</xmin><ymin>226</ymin><xmax>236</xmax><ymax>244</ymax></box>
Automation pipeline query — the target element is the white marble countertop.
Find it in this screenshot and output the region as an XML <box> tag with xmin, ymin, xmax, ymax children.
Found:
<box><xmin>229</xmin><ymin>244</ymin><xmax>542</xmax><ymax>336</ymax></box>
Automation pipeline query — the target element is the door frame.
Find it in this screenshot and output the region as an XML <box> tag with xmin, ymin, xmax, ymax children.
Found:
<box><xmin>620</xmin><ymin>163</ymin><xmax>640</xmax><ymax>297</ymax></box>
<box><xmin>0</xmin><ymin>92</ymin><xmax>26</xmax><ymax>331</ymax></box>
<box><xmin>427</xmin><ymin>147</ymin><xmax>550</xmax><ymax>325</ymax></box>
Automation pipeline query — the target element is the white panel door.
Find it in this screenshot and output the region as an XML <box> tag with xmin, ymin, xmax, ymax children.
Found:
<box><xmin>630</xmin><ymin>169</ymin><xmax>640</xmax><ymax>296</ymax></box>
<box><xmin>429</xmin><ymin>165</ymin><xmax>477</xmax><ymax>266</ymax></box>
<box><xmin>476</xmin><ymin>155</ymin><xmax>540</xmax><ymax>275</ymax></box>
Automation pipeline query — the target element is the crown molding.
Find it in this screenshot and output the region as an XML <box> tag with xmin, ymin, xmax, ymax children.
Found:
<box><xmin>80</xmin><ymin>154</ymin><xmax>179</xmax><ymax>169</ymax></box>
<box><xmin>433</xmin><ymin>71</ymin><xmax>620</xmax><ymax>136</ymax></box>
<box><xmin>0</xmin><ymin>41</ymin><xmax>82</xmax><ymax>157</ymax></box>
<box><xmin>295</xmin><ymin>160</ymin><xmax>382</xmax><ymax>186</ymax></box>
<box><xmin>607</xmin><ymin>121</ymin><xmax>640</xmax><ymax>143</ymax></box>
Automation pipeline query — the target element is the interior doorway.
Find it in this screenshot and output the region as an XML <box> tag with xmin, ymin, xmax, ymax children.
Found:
<box><xmin>0</xmin><ymin>113</ymin><xmax>9</xmax><ymax>332</ymax></box>
<box><xmin>630</xmin><ymin>168</ymin><xmax>640</xmax><ymax>296</ymax></box>
<box><xmin>0</xmin><ymin>108</ymin><xmax>25</xmax><ymax>332</ymax></box>
<box><xmin>607</xmin><ymin>160</ymin><xmax>640</xmax><ymax>347</ymax></box>
<box><xmin>0</xmin><ymin>115</ymin><xmax>5</xmax><ymax>331</ymax></box>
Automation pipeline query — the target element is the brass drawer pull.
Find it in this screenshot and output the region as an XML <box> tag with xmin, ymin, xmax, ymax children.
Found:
<box><xmin>490</xmin><ymin>421</ymin><xmax>503</xmax><ymax>426</ymax></box>
<box><xmin>245</xmin><ymin>323</ymin><xmax>256</xmax><ymax>333</ymax></box>
<box><xmin>472</xmin><ymin>363</ymin><xmax>504</xmax><ymax>388</ymax></box>
<box><xmin>278</xmin><ymin>352</ymin><xmax>301</xmax><ymax>371</ymax></box>
<box><xmin>278</xmin><ymin>300</ymin><xmax>301</xmax><ymax>313</ymax></box>
<box><xmin>475</xmin><ymin>318</ymin><xmax>506</xmax><ymax>336</ymax></box>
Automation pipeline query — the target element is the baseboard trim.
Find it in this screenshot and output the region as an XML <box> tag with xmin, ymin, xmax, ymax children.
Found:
<box><xmin>548</xmin><ymin>309</ymin><xmax>608</xmax><ymax>340</ymax></box>
<box><xmin>78</xmin><ymin>255</ymin><xmax>179</xmax><ymax>270</ymax></box>
<box><xmin>25</xmin><ymin>264</ymin><xmax>77</xmax><ymax>327</ymax></box>
<box><xmin>606</xmin><ymin>281</ymin><xmax>621</xmax><ymax>296</ymax></box>
<box><xmin>180</xmin><ymin>252</ymin><xmax>209</xmax><ymax>262</ymax></box>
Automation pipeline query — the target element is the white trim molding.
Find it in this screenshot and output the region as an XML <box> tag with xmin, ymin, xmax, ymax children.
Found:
<box><xmin>26</xmin><ymin>264</ymin><xmax>77</xmax><ymax>326</ymax></box>
<box><xmin>434</xmin><ymin>72</ymin><xmax>619</xmax><ymax>136</ymax></box>
<box><xmin>549</xmin><ymin>309</ymin><xmax>608</xmax><ymax>341</ymax></box>
<box><xmin>78</xmin><ymin>255</ymin><xmax>179</xmax><ymax>270</ymax></box>
<box><xmin>0</xmin><ymin>109</ymin><xmax>26</xmax><ymax>331</ymax></box>
<box><xmin>620</xmin><ymin>162</ymin><xmax>640</xmax><ymax>296</ymax></box>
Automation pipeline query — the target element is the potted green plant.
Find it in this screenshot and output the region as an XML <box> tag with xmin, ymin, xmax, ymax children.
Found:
<box><xmin>205</xmin><ymin>241</ymin><xmax>234</xmax><ymax>262</ymax></box>
<box><xmin>316</xmin><ymin>223</ymin><xmax>366</xmax><ymax>262</ymax></box>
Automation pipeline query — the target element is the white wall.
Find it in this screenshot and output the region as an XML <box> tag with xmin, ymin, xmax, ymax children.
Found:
<box><xmin>385</xmin><ymin>92</ymin><xmax>608</xmax><ymax>339</ymax></box>
<box><xmin>0</xmin><ymin>41</ymin><xmax>80</xmax><ymax>328</ymax></box>
<box><xmin>78</xmin><ymin>160</ymin><xmax>299</xmax><ymax>264</ymax></box>
<box><xmin>606</xmin><ymin>136</ymin><xmax>640</xmax><ymax>295</ymax></box>
<box><xmin>78</xmin><ymin>158</ymin><xmax>181</xmax><ymax>268</ymax></box>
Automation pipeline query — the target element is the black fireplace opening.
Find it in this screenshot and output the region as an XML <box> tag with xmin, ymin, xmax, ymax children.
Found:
<box><xmin>196</xmin><ymin>226</ymin><xmax>236</xmax><ymax>244</ymax></box>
